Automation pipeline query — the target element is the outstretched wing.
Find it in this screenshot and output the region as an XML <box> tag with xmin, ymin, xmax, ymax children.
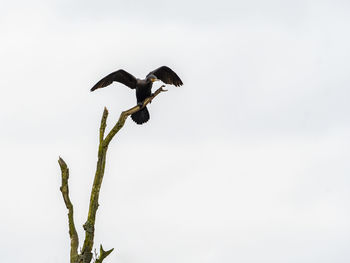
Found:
<box><xmin>91</xmin><ymin>69</ymin><xmax>137</xmax><ymax>91</ymax></box>
<box><xmin>147</xmin><ymin>66</ymin><xmax>183</xmax><ymax>87</ymax></box>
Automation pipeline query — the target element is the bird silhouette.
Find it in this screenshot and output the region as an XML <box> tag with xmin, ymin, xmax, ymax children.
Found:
<box><xmin>91</xmin><ymin>66</ymin><xmax>183</xmax><ymax>124</ymax></box>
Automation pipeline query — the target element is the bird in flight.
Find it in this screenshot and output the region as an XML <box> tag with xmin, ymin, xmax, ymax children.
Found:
<box><xmin>91</xmin><ymin>66</ymin><xmax>183</xmax><ymax>125</ymax></box>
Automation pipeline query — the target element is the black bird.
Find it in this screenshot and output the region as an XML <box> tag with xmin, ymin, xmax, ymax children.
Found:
<box><xmin>91</xmin><ymin>66</ymin><xmax>183</xmax><ymax>124</ymax></box>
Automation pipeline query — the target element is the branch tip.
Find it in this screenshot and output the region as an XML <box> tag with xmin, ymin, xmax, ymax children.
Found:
<box><xmin>100</xmin><ymin>107</ymin><xmax>109</xmax><ymax>143</ymax></box>
<box><xmin>58</xmin><ymin>157</ymin><xmax>68</xmax><ymax>179</ymax></box>
<box><xmin>95</xmin><ymin>245</ymin><xmax>114</xmax><ymax>263</ymax></box>
<box><xmin>58</xmin><ymin>156</ymin><xmax>66</xmax><ymax>166</ymax></box>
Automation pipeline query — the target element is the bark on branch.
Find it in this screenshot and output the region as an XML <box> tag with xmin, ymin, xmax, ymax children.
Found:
<box><xmin>59</xmin><ymin>85</ymin><xmax>167</xmax><ymax>263</ymax></box>
<box><xmin>58</xmin><ymin>157</ymin><xmax>79</xmax><ymax>263</ymax></box>
<box><xmin>95</xmin><ymin>245</ymin><xmax>114</xmax><ymax>263</ymax></box>
<box><xmin>82</xmin><ymin>85</ymin><xmax>166</xmax><ymax>261</ymax></box>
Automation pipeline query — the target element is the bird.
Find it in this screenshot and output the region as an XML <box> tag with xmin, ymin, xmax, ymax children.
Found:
<box><xmin>90</xmin><ymin>66</ymin><xmax>183</xmax><ymax>124</ymax></box>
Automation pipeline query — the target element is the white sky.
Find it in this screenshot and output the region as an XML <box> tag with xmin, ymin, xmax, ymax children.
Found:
<box><xmin>1</xmin><ymin>0</ymin><xmax>350</xmax><ymax>262</ymax></box>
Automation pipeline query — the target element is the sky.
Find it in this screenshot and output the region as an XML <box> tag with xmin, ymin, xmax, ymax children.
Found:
<box><xmin>0</xmin><ymin>0</ymin><xmax>350</xmax><ymax>262</ymax></box>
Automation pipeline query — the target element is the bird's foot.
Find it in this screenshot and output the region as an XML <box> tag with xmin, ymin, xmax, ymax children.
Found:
<box><xmin>137</xmin><ymin>101</ymin><xmax>144</xmax><ymax>108</ymax></box>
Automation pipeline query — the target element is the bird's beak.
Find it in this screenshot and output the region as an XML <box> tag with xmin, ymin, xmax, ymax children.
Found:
<box><xmin>152</xmin><ymin>78</ymin><xmax>159</xmax><ymax>82</ymax></box>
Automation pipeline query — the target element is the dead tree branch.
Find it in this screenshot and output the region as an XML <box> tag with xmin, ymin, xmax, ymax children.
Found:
<box><xmin>81</xmin><ymin>85</ymin><xmax>166</xmax><ymax>261</ymax></box>
<box><xmin>59</xmin><ymin>85</ymin><xmax>167</xmax><ymax>263</ymax></box>
<box><xmin>94</xmin><ymin>245</ymin><xmax>114</xmax><ymax>263</ymax></box>
<box><xmin>58</xmin><ymin>157</ymin><xmax>79</xmax><ymax>263</ymax></box>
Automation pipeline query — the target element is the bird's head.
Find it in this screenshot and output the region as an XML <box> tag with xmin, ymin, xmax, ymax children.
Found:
<box><xmin>147</xmin><ymin>74</ymin><xmax>159</xmax><ymax>83</ymax></box>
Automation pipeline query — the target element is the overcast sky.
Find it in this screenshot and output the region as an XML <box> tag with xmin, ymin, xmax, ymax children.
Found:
<box><xmin>1</xmin><ymin>0</ymin><xmax>350</xmax><ymax>262</ymax></box>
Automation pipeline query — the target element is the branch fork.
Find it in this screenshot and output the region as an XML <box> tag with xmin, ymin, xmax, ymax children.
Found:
<box><xmin>59</xmin><ymin>86</ymin><xmax>167</xmax><ymax>263</ymax></box>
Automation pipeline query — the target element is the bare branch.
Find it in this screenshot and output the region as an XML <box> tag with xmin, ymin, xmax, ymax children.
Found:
<box><xmin>80</xmin><ymin>86</ymin><xmax>166</xmax><ymax>261</ymax></box>
<box><xmin>99</xmin><ymin>107</ymin><xmax>109</xmax><ymax>143</ymax></box>
<box><xmin>58</xmin><ymin>157</ymin><xmax>79</xmax><ymax>263</ymax></box>
<box><xmin>81</xmin><ymin>109</ymin><xmax>110</xmax><ymax>260</ymax></box>
<box><xmin>95</xmin><ymin>245</ymin><xmax>114</xmax><ymax>263</ymax></box>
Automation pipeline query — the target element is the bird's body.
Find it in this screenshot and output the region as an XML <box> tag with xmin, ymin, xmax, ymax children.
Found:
<box><xmin>135</xmin><ymin>79</ymin><xmax>153</xmax><ymax>103</ymax></box>
<box><xmin>91</xmin><ymin>66</ymin><xmax>183</xmax><ymax>124</ymax></box>
<box><xmin>132</xmin><ymin>79</ymin><xmax>153</xmax><ymax>124</ymax></box>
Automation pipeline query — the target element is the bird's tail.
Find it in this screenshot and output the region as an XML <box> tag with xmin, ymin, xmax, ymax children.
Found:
<box><xmin>131</xmin><ymin>106</ymin><xmax>150</xmax><ymax>125</ymax></box>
